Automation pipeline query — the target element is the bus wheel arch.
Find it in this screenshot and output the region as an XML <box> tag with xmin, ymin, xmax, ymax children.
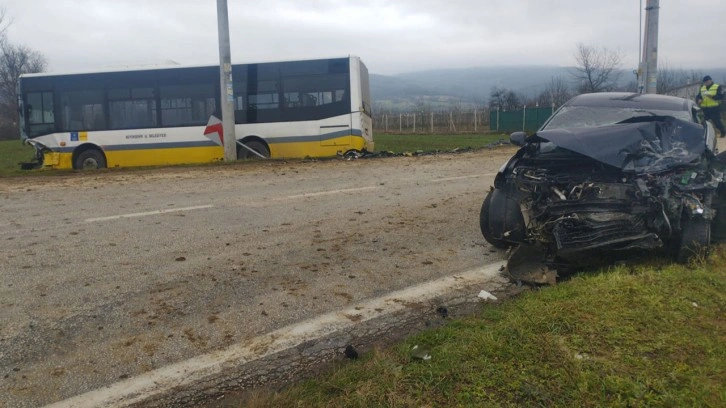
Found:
<box><xmin>73</xmin><ymin>145</ymin><xmax>107</xmax><ymax>170</ymax></box>
<box><xmin>237</xmin><ymin>137</ymin><xmax>270</xmax><ymax>159</ymax></box>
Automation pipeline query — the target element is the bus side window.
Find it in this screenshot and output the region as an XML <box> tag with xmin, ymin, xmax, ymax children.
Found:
<box><xmin>302</xmin><ymin>93</ymin><xmax>317</xmax><ymax>107</ymax></box>
<box><xmin>60</xmin><ymin>90</ymin><xmax>105</xmax><ymax>131</ymax></box>
<box><xmin>280</xmin><ymin>73</ymin><xmax>348</xmax><ymax>122</ymax></box>
<box><xmin>159</xmin><ymin>83</ymin><xmax>216</xmax><ymax>127</ymax></box>
<box><xmin>26</xmin><ymin>91</ymin><xmax>55</xmax><ymax>136</ymax></box>
<box><xmin>108</xmin><ymin>87</ymin><xmax>158</xmax><ymax>129</ymax></box>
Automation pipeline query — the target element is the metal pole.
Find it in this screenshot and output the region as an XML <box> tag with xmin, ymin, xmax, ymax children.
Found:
<box><xmin>644</xmin><ymin>0</ymin><xmax>659</xmax><ymax>94</ymax></box>
<box><xmin>217</xmin><ymin>0</ymin><xmax>237</xmax><ymax>161</ymax></box>
<box><xmin>639</xmin><ymin>0</ymin><xmax>642</xmax><ymax>62</ymax></box>
<box><xmin>637</xmin><ymin>0</ymin><xmax>644</xmax><ymax>93</ymax></box>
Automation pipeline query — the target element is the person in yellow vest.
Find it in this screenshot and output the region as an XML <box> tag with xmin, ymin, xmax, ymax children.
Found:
<box><xmin>696</xmin><ymin>75</ymin><xmax>725</xmax><ymax>137</ymax></box>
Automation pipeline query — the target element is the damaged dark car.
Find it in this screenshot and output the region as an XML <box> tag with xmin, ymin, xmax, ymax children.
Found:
<box><xmin>480</xmin><ymin>92</ymin><xmax>726</xmax><ymax>282</ymax></box>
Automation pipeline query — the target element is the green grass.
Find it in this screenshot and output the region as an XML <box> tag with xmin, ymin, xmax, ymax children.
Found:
<box><xmin>0</xmin><ymin>139</ymin><xmax>36</xmax><ymax>177</ymax></box>
<box><xmin>0</xmin><ymin>133</ymin><xmax>510</xmax><ymax>178</ymax></box>
<box><xmin>372</xmin><ymin>132</ymin><xmax>508</xmax><ymax>153</ymax></box>
<box><xmin>237</xmin><ymin>248</ymin><xmax>726</xmax><ymax>408</ymax></box>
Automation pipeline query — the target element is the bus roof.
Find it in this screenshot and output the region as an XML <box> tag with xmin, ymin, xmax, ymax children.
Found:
<box><xmin>20</xmin><ymin>55</ymin><xmax>361</xmax><ymax>79</ymax></box>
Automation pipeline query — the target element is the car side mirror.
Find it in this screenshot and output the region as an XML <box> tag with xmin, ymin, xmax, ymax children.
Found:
<box><xmin>510</xmin><ymin>131</ymin><xmax>527</xmax><ymax>147</ymax></box>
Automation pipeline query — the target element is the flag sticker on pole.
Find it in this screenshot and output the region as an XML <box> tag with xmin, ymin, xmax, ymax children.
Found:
<box><xmin>203</xmin><ymin>115</ymin><xmax>224</xmax><ymax>146</ymax></box>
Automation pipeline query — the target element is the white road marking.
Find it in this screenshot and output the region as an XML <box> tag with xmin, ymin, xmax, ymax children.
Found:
<box><xmin>84</xmin><ymin>205</ymin><xmax>214</xmax><ymax>223</ymax></box>
<box><xmin>282</xmin><ymin>186</ymin><xmax>379</xmax><ymax>200</ymax></box>
<box><xmin>81</xmin><ymin>172</ymin><xmax>494</xmax><ymax>222</ymax></box>
<box><xmin>432</xmin><ymin>174</ymin><xmax>493</xmax><ymax>183</ymax></box>
<box><xmin>45</xmin><ymin>262</ymin><xmax>506</xmax><ymax>408</ymax></box>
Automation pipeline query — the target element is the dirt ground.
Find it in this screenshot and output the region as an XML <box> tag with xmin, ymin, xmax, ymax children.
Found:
<box><xmin>4</xmin><ymin>135</ymin><xmax>726</xmax><ymax>407</ymax></box>
<box><xmin>1</xmin><ymin>147</ymin><xmax>518</xmax><ymax>407</ymax></box>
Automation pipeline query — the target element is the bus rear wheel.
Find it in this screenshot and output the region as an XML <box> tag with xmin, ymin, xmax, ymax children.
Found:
<box><xmin>74</xmin><ymin>149</ymin><xmax>107</xmax><ymax>170</ymax></box>
<box><xmin>237</xmin><ymin>140</ymin><xmax>270</xmax><ymax>159</ymax></box>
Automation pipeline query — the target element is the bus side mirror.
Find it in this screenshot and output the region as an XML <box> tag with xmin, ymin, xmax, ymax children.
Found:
<box><xmin>510</xmin><ymin>131</ymin><xmax>527</xmax><ymax>146</ymax></box>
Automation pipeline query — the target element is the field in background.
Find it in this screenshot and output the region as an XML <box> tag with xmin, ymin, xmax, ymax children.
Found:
<box><xmin>373</xmin><ymin>132</ymin><xmax>507</xmax><ymax>153</ymax></box>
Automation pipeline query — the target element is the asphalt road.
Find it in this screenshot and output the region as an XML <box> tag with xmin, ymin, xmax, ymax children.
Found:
<box><xmin>0</xmin><ymin>149</ymin><xmax>513</xmax><ymax>407</ymax></box>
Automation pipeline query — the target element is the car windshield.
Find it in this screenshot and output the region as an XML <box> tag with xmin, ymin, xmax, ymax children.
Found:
<box><xmin>542</xmin><ymin>106</ymin><xmax>694</xmax><ymax>130</ymax></box>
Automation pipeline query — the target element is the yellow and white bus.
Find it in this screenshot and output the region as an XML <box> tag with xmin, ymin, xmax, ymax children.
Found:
<box><xmin>19</xmin><ymin>56</ymin><xmax>373</xmax><ymax>169</ymax></box>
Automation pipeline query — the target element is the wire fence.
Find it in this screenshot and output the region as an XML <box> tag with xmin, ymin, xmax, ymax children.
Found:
<box><xmin>373</xmin><ymin>107</ymin><xmax>554</xmax><ymax>134</ymax></box>
<box><xmin>373</xmin><ymin>110</ymin><xmax>488</xmax><ymax>134</ymax></box>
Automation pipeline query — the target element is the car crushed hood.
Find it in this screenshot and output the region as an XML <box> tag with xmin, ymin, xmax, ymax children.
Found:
<box><xmin>531</xmin><ymin>117</ymin><xmax>706</xmax><ymax>173</ymax></box>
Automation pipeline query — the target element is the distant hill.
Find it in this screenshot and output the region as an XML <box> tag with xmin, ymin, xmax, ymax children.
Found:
<box><xmin>370</xmin><ymin>66</ymin><xmax>726</xmax><ymax>111</ymax></box>
<box><xmin>371</xmin><ymin>66</ymin><xmax>574</xmax><ymax>110</ymax></box>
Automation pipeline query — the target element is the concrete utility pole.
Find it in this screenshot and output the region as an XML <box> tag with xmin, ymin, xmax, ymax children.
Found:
<box><xmin>641</xmin><ymin>0</ymin><xmax>660</xmax><ymax>94</ymax></box>
<box><xmin>217</xmin><ymin>0</ymin><xmax>237</xmax><ymax>161</ymax></box>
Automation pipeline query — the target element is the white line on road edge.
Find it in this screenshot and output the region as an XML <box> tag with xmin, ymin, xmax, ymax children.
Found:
<box><xmin>282</xmin><ymin>186</ymin><xmax>379</xmax><ymax>200</ymax></box>
<box><xmin>84</xmin><ymin>205</ymin><xmax>214</xmax><ymax>223</ymax></box>
<box><xmin>45</xmin><ymin>262</ymin><xmax>506</xmax><ymax>408</ymax></box>
<box><xmin>432</xmin><ymin>174</ymin><xmax>493</xmax><ymax>183</ymax></box>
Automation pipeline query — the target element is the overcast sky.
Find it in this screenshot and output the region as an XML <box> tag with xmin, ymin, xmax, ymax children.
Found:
<box><xmin>3</xmin><ymin>0</ymin><xmax>724</xmax><ymax>76</ymax></box>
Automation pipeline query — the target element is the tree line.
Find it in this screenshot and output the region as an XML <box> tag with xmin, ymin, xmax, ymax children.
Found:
<box><xmin>373</xmin><ymin>43</ymin><xmax>716</xmax><ymax>134</ymax></box>
<box><xmin>489</xmin><ymin>44</ymin><xmax>710</xmax><ymax>112</ymax></box>
<box><xmin>0</xmin><ymin>9</ymin><xmax>47</xmax><ymax>140</ymax></box>
<box><xmin>373</xmin><ymin>44</ymin><xmax>713</xmax><ymax>116</ymax></box>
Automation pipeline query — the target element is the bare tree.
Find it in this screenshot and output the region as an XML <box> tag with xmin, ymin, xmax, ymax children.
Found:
<box><xmin>489</xmin><ymin>87</ymin><xmax>522</xmax><ymax>111</ymax></box>
<box><xmin>656</xmin><ymin>63</ymin><xmax>702</xmax><ymax>94</ymax></box>
<box><xmin>0</xmin><ymin>8</ymin><xmax>11</xmax><ymax>39</ymax></box>
<box><xmin>571</xmin><ymin>43</ymin><xmax>623</xmax><ymax>93</ymax></box>
<box><xmin>0</xmin><ymin>9</ymin><xmax>47</xmax><ymax>140</ymax></box>
<box><xmin>537</xmin><ymin>76</ymin><xmax>572</xmax><ymax>108</ymax></box>
<box><xmin>488</xmin><ymin>87</ymin><xmax>506</xmax><ymax>110</ymax></box>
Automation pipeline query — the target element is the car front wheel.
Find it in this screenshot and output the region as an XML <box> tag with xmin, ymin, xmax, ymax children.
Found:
<box><xmin>479</xmin><ymin>188</ymin><xmax>524</xmax><ymax>249</ymax></box>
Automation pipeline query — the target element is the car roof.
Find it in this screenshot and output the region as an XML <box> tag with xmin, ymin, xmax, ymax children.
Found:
<box><xmin>565</xmin><ymin>92</ymin><xmax>693</xmax><ymax>111</ymax></box>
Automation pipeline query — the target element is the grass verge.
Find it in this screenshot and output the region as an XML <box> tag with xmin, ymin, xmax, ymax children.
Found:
<box><xmin>0</xmin><ymin>139</ymin><xmax>36</xmax><ymax>177</ymax></box>
<box><xmin>373</xmin><ymin>132</ymin><xmax>508</xmax><ymax>153</ymax></box>
<box><xmin>235</xmin><ymin>248</ymin><xmax>726</xmax><ymax>407</ymax></box>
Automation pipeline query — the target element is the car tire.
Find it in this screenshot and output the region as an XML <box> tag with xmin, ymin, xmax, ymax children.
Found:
<box><xmin>711</xmin><ymin>186</ymin><xmax>726</xmax><ymax>242</ymax></box>
<box><xmin>237</xmin><ymin>140</ymin><xmax>270</xmax><ymax>159</ymax></box>
<box><xmin>74</xmin><ymin>149</ymin><xmax>106</xmax><ymax>170</ymax></box>
<box><xmin>676</xmin><ymin>216</ymin><xmax>711</xmax><ymax>263</ymax></box>
<box><xmin>479</xmin><ymin>188</ymin><xmax>524</xmax><ymax>248</ymax></box>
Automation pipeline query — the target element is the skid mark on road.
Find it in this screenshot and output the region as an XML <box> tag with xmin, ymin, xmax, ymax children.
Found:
<box><xmin>84</xmin><ymin>205</ymin><xmax>214</xmax><ymax>223</ymax></box>
<box><xmin>46</xmin><ymin>262</ymin><xmax>505</xmax><ymax>408</ymax></box>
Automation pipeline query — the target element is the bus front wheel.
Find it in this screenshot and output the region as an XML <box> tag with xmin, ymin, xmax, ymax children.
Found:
<box><xmin>237</xmin><ymin>140</ymin><xmax>270</xmax><ymax>159</ymax></box>
<box><xmin>74</xmin><ymin>149</ymin><xmax>107</xmax><ymax>170</ymax></box>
